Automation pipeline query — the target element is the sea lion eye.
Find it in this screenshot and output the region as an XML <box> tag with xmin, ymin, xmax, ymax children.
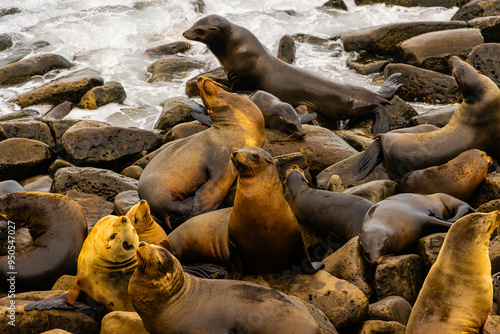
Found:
<box><xmin>195</xmin><ymin>28</ymin><xmax>203</xmax><ymax>34</ymax></box>
<box><xmin>110</xmin><ymin>233</ymin><xmax>117</xmax><ymax>240</ymax></box>
<box><xmin>252</xmin><ymin>153</ymin><xmax>259</xmax><ymax>160</ymax></box>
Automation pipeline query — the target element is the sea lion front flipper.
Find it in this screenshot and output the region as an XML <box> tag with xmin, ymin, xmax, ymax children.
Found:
<box><xmin>217</xmin><ymin>241</ymin><xmax>243</xmax><ymax>280</ymax></box>
<box><xmin>353</xmin><ymin>138</ymin><xmax>383</xmax><ymax>181</ymax></box>
<box><xmin>371</xmin><ymin>105</ymin><xmax>391</xmax><ymax>135</ymax></box>
<box><xmin>298</xmin><ymin>112</ymin><xmax>317</xmax><ymax>124</ymax></box>
<box><xmin>191</xmin><ymin>172</ymin><xmax>234</xmax><ymax>217</ymax></box>
<box><xmin>447</xmin><ymin>204</ymin><xmax>476</xmax><ymax>223</ymax></box>
<box><xmin>190</xmin><ymin>111</ymin><xmax>213</xmax><ymax>127</ymax></box>
<box><xmin>291</xmin><ymin>236</ymin><xmax>324</xmax><ymax>275</ymax></box>
<box><xmin>377</xmin><ymin>73</ymin><xmax>402</xmax><ymax>100</ymax></box>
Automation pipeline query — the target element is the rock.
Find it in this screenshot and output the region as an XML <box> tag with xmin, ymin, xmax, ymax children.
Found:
<box><xmin>477</xmin><ymin>199</ymin><xmax>500</xmax><ymax>213</ymax></box>
<box><xmin>0</xmin><ymin>8</ymin><xmax>22</xmax><ymax>18</ymax></box>
<box><xmin>410</xmin><ymin>105</ymin><xmax>456</xmax><ymax>127</ymax></box>
<box><xmin>191</xmin><ymin>0</ymin><xmax>206</xmax><ymax>13</ymax></box>
<box><xmin>277</xmin><ymin>35</ymin><xmax>296</xmax><ymax>64</ymax></box>
<box><xmin>416</xmin><ymin>233</ymin><xmax>446</xmax><ymax>273</ymax></box>
<box><xmin>341</xmin><ymin>21</ymin><xmax>466</xmax><ymax>57</ymax></box>
<box><xmin>51</xmin><ymin>166</ymin><xmax>138</xmax><ymax>201</ymax></box>
<box><xmin>0</xmin><ymin>298</ymin><xmax>99</xmax><ymax>334</ymax></box>
<box><xmin>65</xmin><ymin>189</ymin><xmax>115</xmax><ymax>230</ymax></box>
<box><xmin>114</xmin><ymin>190</ymin><xmax>140</xmax><ymax>216</ymax></box>
<box><xmin>466</xmin><ymin>43</ymin><xmax>500</xmax><ymax>87</ymax></box>
<box><xmin>367</xmin><ymin>296</ymin><xmax>412</xmax><ymax>325</ymax></box>
<box><xmin>384</xmin><ymin>63</ymin><xmax>460</xmax><ymax>104</ymax></box>
<box><xmin>451</xmin><ymin>0</ymin><xmax>500</xmax><ymax>21</ymax></box>
<box><xmin>0</xmin><ymin>118</ymin><xmax>55</xmax><ymax>148</ymax></box>
<box><xmin>346</xmin><ymin>53</ymin><xmax>390</xmax><ymax>75</ymax></box>
<box><xmin>163</xmin><ymin>121</ymin><xmax>208</xmax><ymax>142</ymax></box>
<box><xmin>490</xmin><ymin>236</ymin><xmax>500</xmax><ymax>275</ymax></box>
<box><xmin>0</xmin><ymin>180</ymin><xmax>25</xmax><ymax>196</ymax></box>
<box><xmin>343</xmin><ymin>180</ymin><xmax>398</xmax><ymax>204</ymax></box>
<box><xmin>484</xmin><ymin>315</ymin><xmax>500</xmax><ymax>334</ymax></box>
<box><xmin>185</xmin><ymin>66</ymin><xmax>230</xmax><ymax>98</ymax></box>
<box><xmin>354</xmin><ymin>0</ymin><xmax>466</xmax><ymax>7</ymax></box>
<box><xmin>263</xmin><ymin>125</ymin><xmax>358</xmax><ymax>173</ymax></box>
<box><xmin>42</xmin><ymin>119</ymin><xmax>81</xmax><ymax>155</ymax></box>
<box><xmin>317</xmin><ymin>153</ymin><xmax>390</xmax><ymax>189</ymax></box>
<box><xmin>154</xmin><ymin>96</ymin><xmax>204</xmax><ymax>131</ymax></box>
<box><xmin>374</xmin><ymin>254</ymin><xmax>423</xmax><ymax>304</ymax></box>
<box><xmin>322</xmin><ymin>0</ymin><xmax>348</xmax><ymax>10</ymax></box>
<box><xmin>243</xmin><ymin>270</ymin><xmax>369</xmax><ymax>329</ymax></box>
<box><xmin>326</xmin><ymin>175</ymin><xmax>347</xmax><ymax>192</ymax></box>
<box><xmin>468</xmin><ymin>16</ymin><xmax>500</xmax><ymax>43</ymax></box>
<box><xmin>61</xmin><ymin>121</ymin><xmax>161</xmax><ymax>168</ymax></box>
<box><xmin>100</xmin><ymin>311</ymin><xmax>148</xmax><ymax>334</ymax></box>
<box><xmin>77</xmin><ymin>81</ymin><xmax>127</xmax><ymax>109</ymax></box>
<box><xmin>51</xmin><ymin>274</ymin><xmax>76</xmax><ymax>291</ymax></box>
<box><xmin>0</xmin><ymin>40</ymin><xmax>51</xmax><ymax>68</ymax></box>
<box><xmin>41</xmin><ymin>329</ymin><xmax>73</xmax><ymax>334</ymax></box>
<box><xmin>334</xmin><ymin>129</ymin><xmax>374</xmax><ymax>152</ymax></box>
<box><xmin>0</xmin><ymin>54</ymin><xmax>71</xmax><ymax>87</ymax></box>
<box><xmin>0</xmin><ymin>34</ymin><xmax>12</xmax><ymax>52</ymax></box>
<box><xmin>43</xmin><ymin>101</ymin><xmax>74</xmax><ymax>120</ymax></box>
<box><xmin>9</xmin><ymin>68</ymin><xmax>104</xmax><ymax>108</ymax></box>
<box><xmin>322</xmin><ymin>237</ymin><xmax>373</xmax><ymax>299</ymax></box>
<box><xmin>469</xmin><ymin>173</ymin><xmax>500</xmax><ymax>208</ymax></box>
<box><xmin>19</xmin><ymin>174</ymin><xmax>52</xmax><ymax>192</ymax></box>
<box><xmin>399</xmin><ymin>28</ymin><xmax>483</xmax><ymax>74</ymax></box>
<box><xmin>120</xmin><ymin>165</ymin><xmax>143</xmax><ymax>180</ymax></box>
<box><xmin>0</xmin><ymin>138</ymin><xmax>55</xmax><ymax>182</ymax></box>
<box><xmin>146</xmin><ymin>54</ymin><xmax>205</xmax><ymax>83</ymax></box>
<box><xmin>0</xmin><ymin>110</ymin><xmax>39</xmax><ymax>122</ymax></box>
<box><xmin>48</xmin><ymin>159</ymin><xmax>75</xmax><ymax>177</ymax></box>
<box><xmin>144</xmin><ymin>41</ymin><xmax>191</xmax><ymax>58</ymax></box>
<box><xmin>352</xmin><ymin>320</ymin><xmax>406</xmax><ymax>334</ymax></box>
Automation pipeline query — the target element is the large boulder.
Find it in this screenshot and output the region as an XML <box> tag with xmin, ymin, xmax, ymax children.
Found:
<box><xmin>354</xmin><ymin>0</ymin><xmax>466</xmax><ymax>7</ymax></box>
<box><xmin>451</xmin><ymin>0</ymin><xmax>500</xmax><ymax>21</ymax></box>
<box><xmin>468</xmin><ymin>16</ymin><xmax>500</xmax><ymax>43</ymax></box>
<box><xmin>77</xmin><ymin>81</ymin><xmax>127</xmax><ymax>109</ymax></box>
<box><xmin>185</xmin><ymin>66</ymin><xmax>230</xmax><ymax>97</ymax></box>
<box><xmin>0</xmin><ymin>118</ymin><xmax>55</xmax><ymax>149</ymax></box>
<box><xmin>147</xmin><ymin>55</ymin><xmax>205</xmax><ymax>83</ymax></box>
<box><xmin>466</xmin><ymin>43</ymin><xmax>500</xmax><ymax>87</ymax></box>
<box><xmin>154</xmin><ymin>96</ymin><xmax>204</xmax><ymax>131</ymax></box>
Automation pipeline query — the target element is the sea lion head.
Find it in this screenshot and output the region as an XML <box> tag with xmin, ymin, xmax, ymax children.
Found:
<box><xmin>284</xmin><ymin>165</ymin><xmax>308</xmax><ymax>185</ymax></box>
<box><xmin>126</xmin><ymin>199</ymin><xmax>154</xmax><ymax>231</ymax></box>
<box><xmin>230</xmin><ymin>146</ymin><xmax>274</xmax><ymax>178</ymax></box>
<box><xmin>358</xmin><ymin>224</ymin><xmax>392</xmax><ymax>266</ymax></box>
<box><xmin>92</xmin><ymin>215</ymin><xmax>139</xmax><ymax>264</ymax></box>
<box><xmin>446</xmin><ymin>211</ymin><xmax>500</xmax><ymax>252</ymax></box>
<box><xmin>183</xmin><ymin>14</ymin><xmax>232</xmax><ymax>46</ymax></box>
<box><xmin>269</xmin><ymin>103</ymin><xmax>307</xmax><ymax>138</ymax></box>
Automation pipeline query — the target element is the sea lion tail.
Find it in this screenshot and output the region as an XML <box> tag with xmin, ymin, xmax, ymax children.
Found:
<box><xmin>352</xmin><ymin>139</ymin><xmax>383</xmax><ymax>181</ymax></box>
<box><xmin>377</xmin><ymin>73</ymin><xmax>402</xmax><ymax>100</ymax></box>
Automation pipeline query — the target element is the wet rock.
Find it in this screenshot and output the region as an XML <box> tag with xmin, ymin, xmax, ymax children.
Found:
<box><xmin>0</xmin><ymin>34</ymin><xmax>13</xmax><ymax>52</ymax></box>
<box><xmin>384</xmin><ymin>64</ymin><xmax>460</xmax><ymax>104</ymax></box>
<box><xmin>114</xmin><ymin>190</ymin><xmax>140</xmax><ymax>216</ymax></box>
<box><xmin>145</xmin><ymin>41</ymin><xmax>191</xmax><ymax>58</ymax></box>
<box><xmin>323</xmin><ymin>237</ymin><xmax>373</xmax><ymax>299</ymax></box>
<box><xmin>322</xmin><ymin>0</ymin><xmax>348</xmax><ymax>10</ymax></box>
<box><xmin>0</xmin><ymin>118</ymin><xmax>55</xmax><ymax>148</ymax></box>
<box><xmin>352</xmin><ymin>320</ymin><xmax>406</xmax><ymax>334</ymax></box>
<box><xmin>147</xmin><ymin>54</ymin><xmax>205</xmax><ymax>83</ymax></box>
<box><xmin>354</xmin><ymin>0</ymin><xmax>466</xmax><ymax>7</ymax></box>
<box><xmin>65</xmin><ymin>189</ymin><xmax>115</xmax><ymax>230</ymax></box>
<box><xmin>343</xmin><ymin>180</ymin><xmax>398</xmax><ymax>204</ymax></box>
<box><xmin>316</xmin><ymin>153</ymin><xmax>390</xmax><ymax>189</ymax></box>
<box><xmin>326</xmin><ymin>175</ymin><xmax>347</xmax><ymax>192</ymax></box>
<box><xmin>0</xmin><ymin>54</ymin><xmax>71</xmax><ymax>87</ymax></box>
<box><xmin>61</xmin><ymin>121</ymin><xmax>161</xmax><ymax>167</ymax></box>
<box><xmin>416</xmin><ymin>233</ymin><xmax>446</xmax><ymax>274</ymax></box>
<box><xmin>477</xmin><ymin>199</ymin><xmax>500</xmax><ymax>213</ymax></box>
<box><xmin>451</xmin><ymin>0</ymin><xmax>500</xmax><ymax>21</ymax></box>
<box><xmin>9</xmin><ymin>68</ymin><xmax>104</xmax><ymax>108</ymax></box>
<box><xmin>0</xmin><ymin>40</ymin><xmax>51</xmax><ymax>68</ymax></box>
<box><xmin>51</xmin><ymin>274</ymin><xmax>76</xmax><ymax>291</ymax></box>
<box><xmin>20</xmin><ymin>175</ymin><xmax>53</xmax><ymax>193</ymax></box>
<box><xmin>101</xmin><ymin>311</ymin><xmax>148</xmax><ymax>334</ymax></box>
<box><xmin>243</xmin><ymin>270</ymin><xmax>369</xmax><ymax>329</ymax></box>
<box><xmin>367</xmin><ymin>296</ymin><xmax>412</xmax><ymax>325</ymax></box>
<box><xmin>154</xmin><ymin>96</ymin><xmax>204</xmax><ymax>131</ymax></box>
<box><xmin>51</xmin><ymin>166</ymin><xmax>138</xmax><ymax>201</ymax></box>
<box><xmin>191</xmin><ymin>0</ymin><xmax>206</xmax><ymax>13</ymax></box>
<box><xmin>0</xmin><ymin>110</ymin><xmax>39</xmax><ymax>122</ymax></box>
<box><xmin>346</xmin><ymin>53</ymin><xmax>390</xmax><ymax>75</ymax></box>
<box><xmin>163</xmin><ymin>121</ymin><xmax>208</xmax><ymax>142</ymax></box>
<box><xmin>120</xmin><ymin>165</ymin><xmax>143</xmax><ymax>180</ymax></box>
<box><xmin>263</xmin><ymin>125</ymin><xmax>358</xmax><ymax>173</ymax></box>
<box><xmin>0</xmin><ymin>138</ymin><xmax>55</xmax><ymax>182</ymax></box>
<box><xmin>468</xmin><ymin>16</ymin><xmax>500</xmax><ymax>43</ymax></box>
<box><xmin>341</xmin><ymin>21</ymin><xmax>466</xmax><ymax>57</ymax></box>
<box><xmin>43</xmin><ymin>101</ymin><xmax>74</xmax><ymax>120</ymax></box>
<box><xmin>490</xmin><ymin>236</ymin><xmax>500</xmax><ymax>275</ymax></box>
<box><xmin>466</xmin><ymin>43</ymin><xmax>500</xmax><ymax>87</ymax></box>
<box><xmin>469</xmin><ymin>173</ymin><xmax>500</xmax><ymax>208</ymax></box>
<box><xmin>374</xmin><ymin>254</ymin><xmax>423</xmax><ymax>304</ymax></box>
<box><xmin>399</xmin><ymin>28</ymin><xmax>483</xmax><ymax>74</ymax></box>
<box><xmin>277</xmin><ymin>35</ymin><xmax>296</xmax><ymax>64</ymax></box>
<box><xmin>410</xmin><ymin>105</ymin><xmax>456</xmax><ymax>127</ymax></box>
<box><xmin>78</xmin><ymin>81</ymin><xmax>127</xmax><ymax>109</ymax></box>
<box><xmin>185</xmin><ymin>66</ymin><xmax>230</xmax><ymax>97</ymax></box>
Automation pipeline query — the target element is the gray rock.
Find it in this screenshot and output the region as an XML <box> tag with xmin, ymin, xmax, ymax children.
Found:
<box><xmin>469</xmin><ymin>173</ymin><xmax>500</xmax><ymax>208</ymax></box>
<box><xmin>43</xmin><ymin>101</ymin><xmax>74</xmax><ymax>120</ymax></box>
<box><xmin>154</xmin><ymin>96</ymin><xmax>204</xmax><ymax>131</ymax></box>
<box><xmin>114</xmin><ymin>190</ymin><xmax>140</xmax><ymax>216</ymax></box>
<box><xmin>368</xmin><ymin>296</ymin><xmax>412</xmax><ymax>325</ymax></box>
<box><xmin>42</xmin><ymin>119</ymin><xmax>81</xmax><ymax>155</ymax></box>
<box><xmin>468</xmin><ymin>16</ymin><xmax>500</xmax><ymax>43</ymax></box>
<box><xmin>322</xmin><ymin>0</ymin><xmax>348</xmax><ymax>11</ymax></box>
<box><xmin>0</xmin><ymin>40</ymin><xmax>50</xmax><ymax>68</ymax></box>
<box><xmin>452</xmin><ymin>0</ymin><xmax>500</xmax><ymax>21</ymax></box>
<box><xmin>467</xmin><ymin>43</ymin><xmax>500</xmax><ymax>87</ymax></box>
<box><xmin>19</xmin><ymin>175</ymin><xmax>53</xmax><ymax>193</ymax></box>
<box><xmin>101</xmin><ymin>311</ymin><xmax>149</xmax><ymax>334</ymax></box>
<box><xmin>65</xmin><ymin>189</ymin><xmax>115</xmax><ymax>230</ymax></box>
<box><xmin>483</xmin><ymin>315</ymin><xmax>500</xmax><ymax>334</ymax></box>
<box><xmin>0</xmin><ymin>180</ymin><xmax>25</xmax><ymax>196</ymax></box>
<box><xmin>354</xmin><ymin>0</ymin><xmax>466</xmax><ymax>7</ymax></box>
<box><xmin>145</xmin><ymin>41</ymin><xmax>191</xmax><ymax>58</ymax></box>
<box><xmin>410</xmin><ymin>105</ymin><xmax>456</xmax><ymax>127</ymax></box>
<box><xmin>147</xmin><ymin>54</ymin><xmax>205</xmax><ymax>83</ymax></box>
<box><xmin>416</xmin><ymin>233</ymin><xmax>446</xmax><ymax>273</ymax></box>
<box><xmin>346</xmin><ymin>53</ymin><xmax>390</xmax><ymax>75</ymax></box>
<box><xmin>0</xmin><ymin>118</ymin><xmax>55</xmax><ymax>148</ymax></box>
<box><xmin>184</xmin><ymin>66</ymin><xmax>230</xmax><ymax>98</ymax></box>
<box><xmin>0</xmin><ymin>34</ymin><xmax>13</xmax><ymax>52</ymax></box>
<box><xmin>343</xmin><ymin>180</ymin><xmax>398</xmax><ymax>204</ymax></box>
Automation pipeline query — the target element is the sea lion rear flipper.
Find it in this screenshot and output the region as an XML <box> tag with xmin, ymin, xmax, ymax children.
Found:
<box><xmin>217</xmin><ymin>241</ymin><xmax>243</xmax><ymax>280</ymax></box>
<box><xmin>447</xmin><ymin>204</ymin><xmax>476</xmax><ymax>223</ymax></box>
<box><xmin>298</xmin><ymin>112</ymin><xmax>317</xmax><ymax>124</ymax></box>
<box><xmin>353</xmin><ymin>138</ymin><xmax>383</xmax><ymax>181</ymax></box>
<box><xmin>190</xmin><ymin>111</ymin><xmax>213</xmax><ymax>127</ymax></box>
<box><xmin>371</xmin><ymin>105</ymin><xmax>391</xmax><ymax>135</ymax></box>
<box><xmin>183</xmin><ymin>264</ymin><xmax>222</xmax><ymax>279</ymax></box>
<box><xmin>377</xmin><ymin>73</ymin><xmax>402</xmax><ymax>100</ymax></box>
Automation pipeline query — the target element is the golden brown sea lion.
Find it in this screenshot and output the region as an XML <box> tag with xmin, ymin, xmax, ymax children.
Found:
<box><xmin>354</xmin><ymin>56</ymin><xmax>500</xmax><ymax>181</ymax></box>
<box><xmin>406</xmin><ymin>211</ymin><xmax>500</xmax><ymax>333</ymax></box>
<box><xmin>138</xmin><ymin>77</ymin><xmax>265</xmax><ymax>228</ymax></box>
<box><xmin>129</xmin><ymin>242</ymin><xmax>338</xmax><ymax>334</ymax></box>
<box><xmin>398</xmin><ymin>149</ymin><xmax>492</xmax><ymax>201</ymax></box>
<box><xmin>358</xmin><ymin>193</ymin><xmax>475</xmax><ymax>265</ymax></box>
<box><xmin>125</xmin><ymin>199</ymin><xmax>169</xmax><ymax>249</ymax></box>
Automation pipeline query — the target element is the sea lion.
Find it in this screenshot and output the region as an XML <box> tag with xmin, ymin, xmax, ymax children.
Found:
<box><xmin>398</xmin><ymin>149</ymin><xmax>492</xmax><ymax>201</ymax></box>
<box><xmin>358</xmin><ymin>193</ymin><xmax>475</xmax><ymax>265</ymax></box>
<box><xmin>354</xmin><ymin>56</ymin><xmax>500</xmax><ymax>181</ymax></box>
<box><xmin>169</xmin><ymin>147</ymin><xmax>323</xmax><ymax>279</ymax></box>
<box><xmin>125</xmin><ymin>199</ymin><xmax>169</xmax><ymax>249</ymax></box>
<box><xmin>406</xmin><ymin>211</ymin><xmax>500</xmax><ymax>333</ymax></box>
<box><xmin>0</xmin><ymin>192</ymin><xmax>87</xmax><ymax>292</ymax></box>
<box><xmin>138</xmin><ymin>77</ymin><xmax>265</xmax><ymax>228</ymax></box>
<box><xmin>129</xmin><ymin>242</ymin><xmax>338</xmax><ymax>334</ymax></box>
<box><xmin>183</xmin><ymin>14</ymin><xmax>402</xmax><ymax>135</ymax></box>
<box><xmin>284</xmin><ymin>165</ymin><xmax>373</xmax><ymax>242</ymax></box>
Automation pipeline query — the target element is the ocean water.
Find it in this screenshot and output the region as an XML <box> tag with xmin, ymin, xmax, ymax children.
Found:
<box><xmin>0</xmin><ymin>0</ymin><xmax>458</xmax><ymax>129</ymax></box>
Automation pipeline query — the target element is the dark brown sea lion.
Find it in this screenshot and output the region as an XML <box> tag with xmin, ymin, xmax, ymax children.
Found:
<box><xmin>354</xmin><ymin>56</ymin><xmax>500</xmax><ymax>181</ymax></box>
<box><xmin>358</xmin><ymin>193</ymin><xmax>475</xmax><ymax>265</ymax></box>
<box><xmin>129</xmin><ymin>242</ymin><xmax>338</xmax><ymax>334</ymax></box>
<box><xmin>398</xmin><ymin>149</ymin><xmax>492</xmax><ymax>201</ymax></box>
<box><xmin>406</xmin><ymin>211</ymin><xmax>500</xmax><ymax>333</ymax></box>
<box><xmin>183</xmin><ymin>14</ymin><xmax>402</xmax><ymax>134</ymax></box>
<box><xmin>138</xmin><ymin>77</ymin><xmax>265</xmax><ymax>228</ymax></box>
<box><xmin>169</xmin><ymin>147</ymin><xmax>323</xmax><ymax>279</ymax></box>
<box><xmin>0</xmin><ymin>192</ymin><xmax>87</xmax><ymax>292</ymax></box>
<box><xmin>284</xmin><ymin>165</ymin><xmax>373</xmax><ymax>242</ymax></box>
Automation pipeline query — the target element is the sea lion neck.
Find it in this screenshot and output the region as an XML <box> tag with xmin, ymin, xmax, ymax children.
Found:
<box><xmin>94</xmin><ymin>251</ymin><xmax>138</xmax><ymax>271</ymax></box>
<box><xmin>284</xmin><ymin>170</ymin><xmax>310</xmax><ymax>196</ymax></box>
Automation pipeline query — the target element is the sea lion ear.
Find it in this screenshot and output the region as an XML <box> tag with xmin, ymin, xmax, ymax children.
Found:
<box><xmin>209</xmin><ymin>27</ymin><xmax>219</xmax><ymax>31</ymax></box>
